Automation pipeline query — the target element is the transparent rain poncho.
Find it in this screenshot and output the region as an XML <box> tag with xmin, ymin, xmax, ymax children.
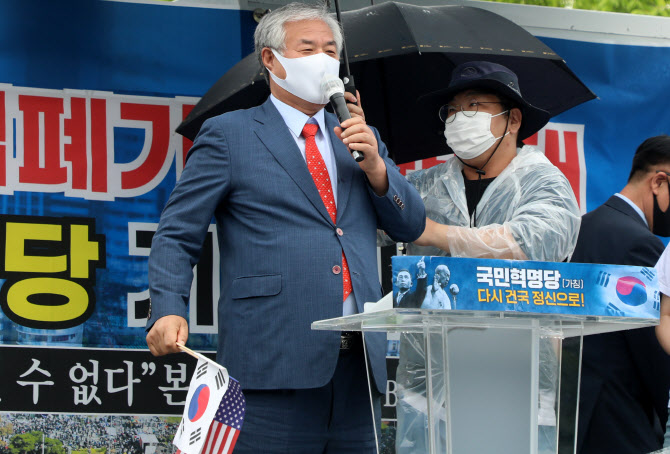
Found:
<box><xmin>390</xmin><ymin>145</ymin><xmax>581</xmax><ymax>453</ymax></box>
<box><xmin>394</xmin><ymin>145</ymin><xmax>581</xmax><ymax>262</ymax></box>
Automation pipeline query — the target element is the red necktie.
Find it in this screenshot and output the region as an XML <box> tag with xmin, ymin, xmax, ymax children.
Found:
<box><xmin>302</xmin><ymin>123</ymin><xmax>352</xmax><ymax>301</ymax></box>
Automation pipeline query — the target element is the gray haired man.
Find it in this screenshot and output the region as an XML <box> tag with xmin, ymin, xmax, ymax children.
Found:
<box><xmin>145</xmin><ymin>2</ymin><xmax>426</xmax><ymax>453</ymax></box>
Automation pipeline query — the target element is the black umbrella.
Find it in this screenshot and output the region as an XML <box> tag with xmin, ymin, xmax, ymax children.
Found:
<box><xmin>176</xmin><ymin>1</ymin><xmax>595</xmax><ymax>164</ymax></box>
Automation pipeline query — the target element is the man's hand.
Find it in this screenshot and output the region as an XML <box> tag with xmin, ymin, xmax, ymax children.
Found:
<box><xmin>345</xmin><ymin>90</ymin><xmax>364</xmax><ymax>120</ymax></box>
<box><xmin>146</xmin><ymin>315</ymin><xmax>189</xmax><ymax>356</ymax></box>
<box><xmin>334</xmin><ymin>116</ymin><xmax>388</xmax><ymax>195</ymax></box>
<box><xmin>336</xmin><ymin>116</ymin><xmax>380</xmax><ymax>166</ymax></box>
<box><xmin>416</xmin><ymin>257</ymin><xmax>427</xmax><ymax>278</ymax></box>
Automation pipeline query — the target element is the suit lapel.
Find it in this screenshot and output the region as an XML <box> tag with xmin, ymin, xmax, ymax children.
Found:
<box><xmin>605</xmin><ymin>195</ymin><xmax>648</xmax><ymax>228</ymax></box>
<box><xmin>326</xmin><ymin>112</ymin><xmax>354</xmax><ymax>221</ymax></box>
<box><xmin>252</xmin><ymin>99</ymin><xmax>334</xmax><ymax>225</ymax></box>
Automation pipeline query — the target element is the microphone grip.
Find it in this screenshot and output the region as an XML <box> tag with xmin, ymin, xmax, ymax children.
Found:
<box><xmin>330</xmin><ymin>91</ymin><xmax>351</xmax><ymax>123</ymax></box>
<box><xmin>330</xmin><ymin>92</ymin><xmax>364</xmax><ymax>162</ymax></box>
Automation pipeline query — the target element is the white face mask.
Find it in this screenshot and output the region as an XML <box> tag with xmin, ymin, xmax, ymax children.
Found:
<box><xmin>444</xmin><ymin>110</ymin><xmax>509</xmax><ymax>160</ymax></box>
<box><xmin>268</xmin><ymin>49</ymin><xmax>341</xmax><ymax>105</ymax></box>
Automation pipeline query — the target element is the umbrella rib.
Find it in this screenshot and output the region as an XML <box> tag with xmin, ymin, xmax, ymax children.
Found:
<box><xmin>393</xmin><ymin>3</ymin><xmax>422</xmax><ymax>52</ymax></box>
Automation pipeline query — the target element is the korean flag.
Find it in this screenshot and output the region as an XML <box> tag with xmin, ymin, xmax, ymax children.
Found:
<box><xmin>173</xmin><ymin>359</ymin><xmax>230</xmax><ymax>454</ymax></box>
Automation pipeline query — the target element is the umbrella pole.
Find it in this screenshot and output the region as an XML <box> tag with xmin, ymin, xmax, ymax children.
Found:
<box><xmin>333</xmin><ymin>0</ymin><xmax>356</xmax><ymax>95</ymax></box>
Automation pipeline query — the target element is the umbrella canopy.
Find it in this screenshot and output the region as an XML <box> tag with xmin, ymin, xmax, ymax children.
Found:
<box><xmin>177</xmin><ymin>1</ymin><xmax>595</xmax><ymax>164</ymax></box>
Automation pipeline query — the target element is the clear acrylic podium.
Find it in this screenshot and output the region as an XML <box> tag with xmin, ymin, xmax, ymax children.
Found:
<box><xmin>312</xmin><ymin>307</ymin><xmax>658</xmax><ymax>454</ymax></box>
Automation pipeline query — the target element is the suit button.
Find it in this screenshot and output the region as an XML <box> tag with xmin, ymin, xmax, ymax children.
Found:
<box><xmin>332</xmin><ymin>265</ymin><xmax>341</xmax><ymax>274</ymax></box>
<box><xmin>336</xmin><ymin>228</ymin><xmax>343</xmax><ymax>236</ymax></box>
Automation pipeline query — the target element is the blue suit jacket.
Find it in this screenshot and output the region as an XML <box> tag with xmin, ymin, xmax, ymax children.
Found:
<box><xmin>570</xmin><ymin>195</ymin><xmax>670</xmax><ymax>453</ymax></box>
<box><xmin>147</xmin><ymin>98</ymin><xmax>425</xmax><ymax>392</ymax></box>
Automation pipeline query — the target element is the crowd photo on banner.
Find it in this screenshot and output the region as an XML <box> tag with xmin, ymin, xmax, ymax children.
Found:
<box><xmin>1</xmin><ymin>0</ymin><xmax>670</xmax><ymax>454</ymax></box>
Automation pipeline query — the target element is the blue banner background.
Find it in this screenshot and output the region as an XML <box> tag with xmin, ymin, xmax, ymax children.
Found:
<box><xmin>0</xmin><ymin>0</ymin><xmax>256</xmax><ymax>350</ymax></box>
<box><xmin>538</xmin><ymin>37</ymin><xmax>670</xmax><ymax>212</ymax></box>
<box><xmin>1</xmin><ymin>0</ymin><xmax>669</xmax><ymax>346</ymax></box>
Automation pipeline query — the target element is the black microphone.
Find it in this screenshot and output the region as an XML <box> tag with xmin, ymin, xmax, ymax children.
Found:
<box><xmin>321</xmin><ymin>74</ymin><xmax>364</xmax><ymax>162</ymax></box>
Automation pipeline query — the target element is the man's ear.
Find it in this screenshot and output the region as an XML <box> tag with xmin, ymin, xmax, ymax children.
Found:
<box><xmin>651</xmin><ymin>171</ymin><xmax>667</xmax><ymax>196</ymax></box>
<box><xmin>508</xmin><ymin>107</ymin><xmax>522</xmax><ymax>135</ymax></box>
<box><xmin>262</xmin><ymin>47</ymin><xmax>285</xmax><ymax>79</ymax></box>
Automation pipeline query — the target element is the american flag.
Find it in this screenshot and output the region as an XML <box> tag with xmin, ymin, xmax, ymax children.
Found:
<box><xmin>172</xmin><ymin>352</ymin><xmax>246</xmax><ymax>454</ymax></box>
<box><xmin>200</xmin><ymin>378</ymin><xmax>246</xmax><ymax>454</ymax></box>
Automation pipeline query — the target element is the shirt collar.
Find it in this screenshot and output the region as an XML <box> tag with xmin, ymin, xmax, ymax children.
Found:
<box><xmin>614</xmin><ymin>193</ymin><xmax>648</xmax><ymax>227</ymax></box>
<box><xmin>270</xmin><ymin>94</ymin><xmax>327</xmax><ymax>139</ymax></box>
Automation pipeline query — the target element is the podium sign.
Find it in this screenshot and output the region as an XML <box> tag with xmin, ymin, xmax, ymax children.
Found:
<box><xmin>312</xmin><ymin>257</ymin><xmax>660</xmax><ymax>454</ymax></box>
<box><xmin>389</xmin><ymin>256</ymin><xmax>660</xmax><ymax>319</ymax></box>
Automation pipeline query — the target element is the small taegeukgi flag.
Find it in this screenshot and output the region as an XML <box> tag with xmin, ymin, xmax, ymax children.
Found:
<box><xmin>173</xmin><ymin>349</ymin><xmax>245</xmax><ymax>454</ymax></box>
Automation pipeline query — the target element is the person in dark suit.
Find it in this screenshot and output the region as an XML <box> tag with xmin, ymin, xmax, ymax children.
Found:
<box><xmin>144</xmin><ymin>3</ymin><xmax>425</xmax><ymax>452</ymax></box>
<box><xmin>569</xmin><ymin>135</ymin><xmax>670</xmax><ymax>454</ymax></box>
<box><xmin>394</xmin><ymin>258</ymin><xmax>428</xmax><ymax>308</ymax></box>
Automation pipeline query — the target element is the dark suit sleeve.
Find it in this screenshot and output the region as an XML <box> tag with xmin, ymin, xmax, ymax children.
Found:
<box><xmin>626</xmin><ymin>241</ymin><xmax>667</xmax><ymax>269</ymax></box>
<box><xmin>625</xmin><ymin>327</ymin><xmax>670</xmax><ymax>425</ymax></box>
<box><xmin>366</xmin><ymin>127</ymin><xmax>426</xmax><ymax>243</ymax></box>
<box><xmin>146</xmin><ymin>117</ymin><xmax>232</xmax><ymax>329</ymax></box>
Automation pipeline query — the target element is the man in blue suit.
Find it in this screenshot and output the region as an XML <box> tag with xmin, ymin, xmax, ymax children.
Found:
<box><xmin>144</xmin><ymin>2</ymin><xmax>425</xmax><ymax>453</ymax></box>
<box><xmin>568</xmin><ymin>135</ymin><xmax>670</xmax><ymax>453</ymax></box>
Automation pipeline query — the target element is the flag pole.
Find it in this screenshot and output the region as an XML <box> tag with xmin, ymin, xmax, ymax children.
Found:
<box><xmin>176</xmin><ymin>342</ymin><xmax>226</xmax><ymax>371</ymax></box>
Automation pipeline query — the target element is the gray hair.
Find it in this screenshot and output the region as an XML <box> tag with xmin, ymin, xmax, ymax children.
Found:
<box><xmin>254</xmin><ymin>2</ymin><xmax>343</xmax><ymax>84</ymax></box>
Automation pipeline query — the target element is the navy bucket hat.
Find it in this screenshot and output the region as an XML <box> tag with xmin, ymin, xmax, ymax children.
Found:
<box><xmin>426</xmin><ymin>61</ymin><xmax>551</xmax><ymax>140</ymax></box>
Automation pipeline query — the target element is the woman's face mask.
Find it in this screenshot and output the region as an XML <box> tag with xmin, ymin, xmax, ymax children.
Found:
<box><xmin>444</xmin><ymin>110</ymin><xmax>509</xmax><ymax>160</ymax></box>
<box><xmin>267</xmin><ymin>49</ymin><xmax>341</xmax><ymax>105</ymax></box>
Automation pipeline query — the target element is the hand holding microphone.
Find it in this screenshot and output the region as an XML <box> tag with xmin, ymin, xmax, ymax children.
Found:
<box><xmin>321</xmin><ymin>75</ymin><xmax>388</xmax><ymax>196</ymax></box>
<box><xmin>321</xmin><ymin>74</ymin><xmax>364</xmax><ymax>162</ymax></box>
